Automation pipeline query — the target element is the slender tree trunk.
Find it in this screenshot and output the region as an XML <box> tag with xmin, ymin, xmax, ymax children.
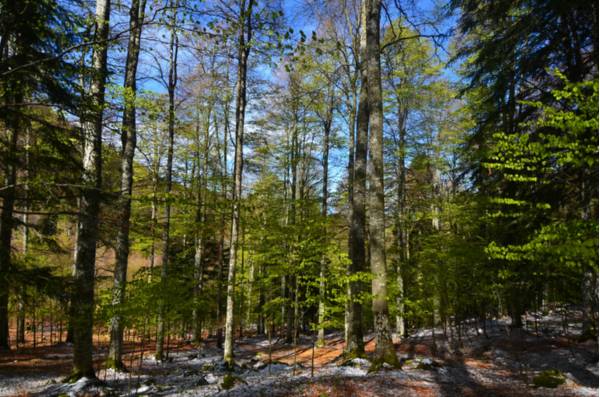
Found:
<box><xmin>148</xmin><ymin>135</ymin><xmax>160</xmax><ymax>280</ymax></box>
<box><xmin>395</xmin><ymin>105</ymin><xmax>407</xmax><ymax>339</ymax></box>
<box><xmin>286</xmin><ymin>116</ymin><xmax>298</xmax><ymax>344</ymax></box>
<box><xmin>215</xmin><ymin>97</ymin><xmax>228</xmax><ymax>348</ymax></box>
<box><xmin>0</xmin><ymin>90</ymin><xmax>19</xmax><ymax>351</ymax></box>
<box><xmin>156</xmin><ymin>4</ymin><xmax>178</xmax><ymax>360</ymax></box>
<box><xmin>365</xmin><ymin>0</ymin><xmax>397</xmax><ymax>366</ymax></box>
<box><xmin>70</xmin><ymin>0</ymin><xmax>111</xmax><ymax>379</ymax></box>
<box><xmin>107</xmin><ymin>0</ymin><xmax>146</xmax><ymax>369</ymax></box>
<box><xmin>223</xmin><ymin>0</ymin><xmax>254</xmax><ymax>366</ymax></box>
<box><xmin>345</xmin><ymin>1</ymin><xmax>368</xmax><ymax>357</ymax></box>
<box><xmin>192</xmin><ymin>90</ymin><xmax>213</xmax><ymax>343</ymax></box>
<box><xmin>17</xmin><ymin>127</ymin><xmax>31</xmax><ymax>346</ymax></box>
<box><xmin>257</xmin><ymin>263</ymin><xmax>265</xmax><ymax>335</ymax></box>
<box><xmin>581</xmin><ymin>175</ymin><xmax>598</xmax><ymax>337</ymax></box>
<box><xmin>317</xmin><ymin>94</ymin><xmax>333</xmax><ymax>346</ymax></box>
<box><xmin>344</xmin><ymin>101</ymin><xmax>356</xmax><ymax>344</ymax></box>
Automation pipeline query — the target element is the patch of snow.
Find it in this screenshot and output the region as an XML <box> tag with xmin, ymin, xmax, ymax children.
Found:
<box><xmin>348</xmin><ymin>358</ymin><xmax>370</xmax><ymax>367</ymax></box>
<box><xmin>260</xmin><ymin>363</ymin><xmax>290</xmax><ymax>374</ymax></box>
<box><xmin>205</xmin><ymin>373</ymin><xmax>219</xmax><ymax>384</ymax></box>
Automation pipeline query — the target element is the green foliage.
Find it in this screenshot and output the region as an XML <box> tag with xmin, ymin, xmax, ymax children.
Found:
<box><xmin>485</xmin><ymin>77</ymin><xmax>598</xmax><ymax>270</ymax></box>
<box><xmin>533</xmin><ymin>369</ymin><xmax>566</xmax><ymax>388</ymax></box>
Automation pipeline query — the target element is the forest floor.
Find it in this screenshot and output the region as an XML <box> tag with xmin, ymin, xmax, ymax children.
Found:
<box><xmin>0</xmin><ymin>313</ymin><xmax>598</xmax><ymax>396</ymax></box>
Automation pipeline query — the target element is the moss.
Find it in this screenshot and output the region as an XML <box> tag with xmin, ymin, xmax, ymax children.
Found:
<box><xmin>368</xmin><ymin>350</ymin><xmax>402</xmax><ymax>373</ymax></box>
<box><xmin>221</xmin><ymin>374</ymin><xmax>246</xmax><ymax>390</ymax></box>
<box><xmin>533</xmin><ymin>369</ymin><xmax>565</xmax><ymax>388</ymax></box>
<box><xmin>104</xmin><ymin>357</ymin><xmax>128</xmax><ymax>372</ymax></box>
<box><xmin>221</xmin><ymin>374</ymin><xmax>235</xmax><ymax>390</ymax></box>
<box><xmin>341</xmin><ymin>349</ymin><xmax>367</xmax><ymax>362</ymax></box>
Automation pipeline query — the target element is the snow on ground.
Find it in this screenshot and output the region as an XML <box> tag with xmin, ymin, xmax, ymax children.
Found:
<box><xmin>0</xmin><ymin>316</ymin><xmax>597</xmax><ymax>397</ymax></box>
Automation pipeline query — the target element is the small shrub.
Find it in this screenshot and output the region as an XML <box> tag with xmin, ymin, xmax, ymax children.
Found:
<box><xmin>533</xmin><ymin>369</ymin><xmax>565</xmax><ymax>388</ymax></box>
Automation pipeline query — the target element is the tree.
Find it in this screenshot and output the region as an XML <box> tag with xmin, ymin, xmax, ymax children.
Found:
<box><xmin>70</xmin><ymin>0</ymin><xmax>111</xmax><ymax>379</ymax></box>
<box><xmin>155</xmin><ymin>0</ymin><xmax>179</xmax><ymax>361</ymax></box>
<box><xmin>345</xmin><ymin>0</ymin><xmax>369</xmax><ymax>358</ymax></box>
<box><xmin>107</xmin><ymin>0</ymin><xmax>147</xmax><ymax>370</ymax></box>
<box><xmin>0</xmin><ymin>0</ymin><xmax>81</xmax><ymax>352</ymax></box>
<box><xmin>485</xmin><ymin>76</ymin><xmax>598</xmax><ymax>337</ymax></box>
<box><xmin>454</xmin><ymin>0</ymin><xmax>597</xmax><ymax>334</ymax></box>
<box><xmin>364</xmin><ymin>0</ymin><xmax>398</xmax><ymax>366</ymax></box>
<box><xmin>223</xmin><ymin>0</ymin><xmax>255</xmax><ymax>367</ymax></box>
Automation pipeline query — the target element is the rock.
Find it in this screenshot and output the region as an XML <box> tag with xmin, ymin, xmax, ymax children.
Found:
<box><xmin>416</xmin><ymin>358</ymin><xmax>441</xmax><ymax>370</ymax></box>
<box><xmin>252</xmin><ymin>361</ymin><xmax>267</xmax><ymax>370</ymax></box>
<box><xmin>195</xmin><ymin>376</ymin><xmax>209</xmax><ymax>386</ymax></box>
<box><xmin>183</xmin><ymin>369</ymin><xmax>197</xmax><ymax>377</ymax></box>
<box><xmin>205</xmin><ymin>373</ymin><xmax>218</xmax><ymax>384</ymax></box>
<box><xmin>45</xmin><ymin>377</ymin><xmax>115</xmax><ymax>397</ymax></box>
<box><xmin>142</xmin><ymin>377</ymin><xmax>155</xmax><ymax>386</ymax></box>
<box><xmin>260</xmin><ymin>362</ymin><xmax>290</xmax><ymax>374</ymax></box>
<box><xmin>215</xmin><ymin>360</ymin><xmax>241</xmax><ymax>372</ymax></box>
<box><xmin>235</xmin><ymin>358</ymin><xmax>254</xmax><ymax>369</ymax></box>
<box><xmin>71</xmin><ymin>377</ymin><xmax>96</xmax><ymax>393</ymax></box>
<box><xmin>135</xmin><ymin>384</ymin><xmax>154</xmax><ymax>394</ymax></box>
<box><xmin>341</xmin><ymin>358</ymin><xmax>371</xmax><ymax>368</ymax></box>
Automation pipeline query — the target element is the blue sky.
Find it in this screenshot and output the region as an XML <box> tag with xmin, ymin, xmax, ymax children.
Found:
<box><xmin>106</xmin><ymin>0</ymin><xmax>460</xmax><ymax>198</ymax></box>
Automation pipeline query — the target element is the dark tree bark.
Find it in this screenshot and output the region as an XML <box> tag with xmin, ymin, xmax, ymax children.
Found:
<box><xmin>345</xmin><ymin>0</ymin><xmax>368</xmax><ymax>357</ymax></box>
<box><xmin>107</xmin><ymin>0</ymin><xmax>146</xmax><ymax>370</ymax></box>
<box><xmin>71</xmin><ymin>0</ymin><xmax>111</xmax><ymax>379</ymax></box>
<box><xmin>0</xmin><ymin>89</ymin><xmax>20</xmax><ymax>351</ymax></box>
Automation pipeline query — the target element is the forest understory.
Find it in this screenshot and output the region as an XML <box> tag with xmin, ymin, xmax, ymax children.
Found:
<box><xmin>1</xmin><ymin>311</ymin><xmax>597</xmax><ymax>397</ymax></box>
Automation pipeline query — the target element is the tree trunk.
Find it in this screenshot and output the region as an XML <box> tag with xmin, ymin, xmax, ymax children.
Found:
<box><xmin>223</xmin><ymin>0</ymin><xmax>254</xmax><ymax>367</ymax></box>
<box><xmin>286</xmin><ymin>103</ymin><xmax>299</xmax><ymax>344</ymax></box>
<box><xmin>70</xmin><ymin>0</ymin><xmax>111</xmax><ymax>379</ymax></box>
<box><xmin>317</xmin><ymin>92</ymin><xmax>333</xmax><ymax>346</ymax></box>
<box><xmin>107</xmin><ymin>0</ymin><xmax>146</xmax><ymax>370</ymax></box>
<box><xmin>156</xmin><ymin>3</ymin><xmax>178</xmax><ymax>361</ymax></box>
<box><xmin>365</xmin><ymin>0</ymin><xmax>398</xmax><ymax>366</ymax></box>
<box><xmin>17</xmin><ymin>127</ymin><xmax>31</xmax><ymax>346</ymax></box>
<box><xmin>216</xmin><ymin>52</ymin><xmax>231</xmax><ymax>348</ymax></box>
<box><xmin>192</xmin><ymin>91</ymin><xmax>212</xmax><ymax>343</ymax></box>
<box><xmin>0</xmin><ymin>89</ymin><xmax>19</xmax><ymax>351</ymax></box>
<box><xmin>345</xmin><ymin>0</ymin><xmax>368</xmax><ymax>357</ymax></box>
<box><xmin>395</xmin><ymin>105</ymin><xmax>407</xmax><ymax>339</ymax></box>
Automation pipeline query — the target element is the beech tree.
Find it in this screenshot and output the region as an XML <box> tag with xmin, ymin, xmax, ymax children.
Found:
<box><xmin>107</xmin><ymin>0</ymin><xmax>147</xmax><ymax>370</ymax></box>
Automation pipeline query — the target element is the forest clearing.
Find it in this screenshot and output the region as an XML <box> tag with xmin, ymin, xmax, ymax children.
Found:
<box><xmin>0</xmin><ymin>0</ymin><xmax>597</xmax><ymax>395</ymax></box>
